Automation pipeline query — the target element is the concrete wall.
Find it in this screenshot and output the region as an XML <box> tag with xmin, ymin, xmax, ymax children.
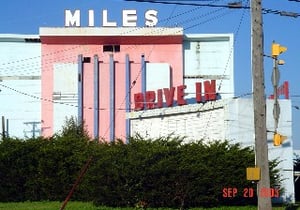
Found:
<box><xmin>128</xmin><ymin>98</ymin><xmax>294</xmax><ymax>203</ymax></box>
<box><xmin>129</xmin><ymin>100</ymin><xmax>226</xmax><ymax>142</ymax></box>
<box><xmin>183</xmin><ymin>34</ymin><xmax>234</xmax><ymax>100</ymax></box>
<box><xmin>0</xmin><ymin>35</ymin><xmax>41</xmax><ymax>138</ymax></box>
<box><xmin>225</xmin><ymin>98</ymin><xmax>294</xmax><ymax>203</ymax></box>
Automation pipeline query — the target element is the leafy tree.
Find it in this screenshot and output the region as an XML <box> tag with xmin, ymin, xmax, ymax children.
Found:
<box><xmin>0</xmin><ymin>126</ymin><xmax>284</xmax><ymax>208</ymax></box>
<box><xmin>90</xmin><ymin>136</ymin><xmax>282</xmax><ymax>208</ymax></box>
<box><xmin>0</xmin><ymin>117</ymin><xmax>93</xmax><ymax>202</ymax></box>
<box><xmin>294</xmin><ymin>153</ymin><xmax>300</xmax><ymax>201</ymax></box>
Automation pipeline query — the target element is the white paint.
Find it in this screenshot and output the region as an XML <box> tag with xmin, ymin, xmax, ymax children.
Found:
<box><xmin>102</xmin><ymin>10</ymin><xmax>117</xmax><ymax>27</ymax></box>
<box><xmin>40</xmin><ymin>27</ymin><xmax>183</xmax><ymax>36</ymax></box>
<box><xmin>145</xmin><ymin>9</ymin><xmax>158</xmax><ymax>27</ymax></box>
<box><xmin>146</xmin><ymin>63</ymin><xmax>170</xmax><ymax>91</ymax></box>
<box><xmin>88</xmin><ymin>10</ymin><xmax>94</xmax><ymax>27</ymax></box>
<box><xmin>65</xmin><ymin>10</ymin><xmax>80</xmax><ymax>27</ymax></box>
<box><xmin>53</xmin><ymin>63</ymin><xmax>78</xmax><ymax>134</ymax></box>
<box><xmin>0</xmin><ymin>35</ymin><xmax>41</xmax><ymax>138</ymax></box>
<box><xmin>122</xmin><ymin>10</ymin><xmax>137</xmax><ymax>27</ymax></box>
<box><xmin>64</xmin><ymin>9</ymin><xmax>158</xmax><ymax>27</ymax></box>
<box><xmin>184</xmin><ymin>34</ymin><xmax>234</xmax><ymax>99</ymax></box>
<box><xmin>129</xmin><ymin>98</ymin><xmax>294</xmax><ymax>203</ymax></box>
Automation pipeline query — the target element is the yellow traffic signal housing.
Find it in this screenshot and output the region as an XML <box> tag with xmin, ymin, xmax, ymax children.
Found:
<box><xmin>273</xmin><ymin>133</ymin><xmax>287</xmax><ymax>146</ymax></box>
<box><xmin>272</xmin><ymin>42</ymin><xmax>287</xmax><ymax>58</ymax></box>
<box><xmin>246</xmin><ymin>167</ymin><xmax>261</xmax><ymax>181</ymax></box>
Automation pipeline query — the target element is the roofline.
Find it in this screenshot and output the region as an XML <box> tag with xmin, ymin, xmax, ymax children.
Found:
<box><xmin>0</xmin><ymin>34</ymin><xmax>40</xmax><ymax>42</ymax></box>
<box><xmin>39</xmin><ymin>27</ymin><xmax>184</xmax><ymax>37</ymax></box>
<box><xmin>184</xmin><ymin>33</ymin><xmax>234</xmax><ymax>41</ymax></box>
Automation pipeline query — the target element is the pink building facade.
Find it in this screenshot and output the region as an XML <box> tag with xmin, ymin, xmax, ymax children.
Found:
<box><xmin>40</xmin><ymin>27</ymin><xmax>184</xmax><ymax>141</ymax></box>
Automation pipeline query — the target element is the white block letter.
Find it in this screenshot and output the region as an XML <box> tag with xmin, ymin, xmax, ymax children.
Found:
<box><xmin>122</xmin><ymin>10</ymin><xmax>137</xmax><ymax>27</ymax></box>
<box><xmin>65</xmin><ymin>10</ymin><xmax>80</xmax><ymax>27</ymax></box>
<box><xmin>88</xmin><ymin>10</ymin><xmax>95</xmax><ymax>27</ymax></box>
<box><xmin>102</xmin><ymin>10</ymin><xmax>117</xmax><ymax>27</ymax></box>
<box><xmin>145</xmin><ymin>10</ymin><xmax>158</xmax><ymax>27</ymax></box>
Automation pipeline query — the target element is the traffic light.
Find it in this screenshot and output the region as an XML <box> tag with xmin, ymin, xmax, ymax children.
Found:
<box><xmin>272</xmin><ymin>42</ymin><xmax>287</xmax><ymax>58</ymax></box>
<box><xmin>273</xmin><ymin>132</ymin><xmax>287</xmax><ymax>146</ymax></box>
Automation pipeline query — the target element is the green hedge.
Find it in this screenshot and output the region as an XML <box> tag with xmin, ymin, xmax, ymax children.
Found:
<box><xmin>0</xmin><ymin>119</ymin><xmax>282</xmax><ymax>208</ymax></box>
<box><xmin>295</xmin><ymin>155</ymin><xmax>300</xmax><ymax>202</ymax></box>
<box><xmin>86</xmin><ymin>136</ymin><xmax>258</xmax><ymax>208</ymax></box>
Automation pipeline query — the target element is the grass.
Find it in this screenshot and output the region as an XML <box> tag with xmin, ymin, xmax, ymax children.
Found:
<box><xmin>0</xmin><ymin>201</ymin><xmax>95</xmax><ymax>210</ymax></box>
<box><xmin>0</xmin><ymin>201</ymin><xmax>298</xmax><ymax>210</ymax></box>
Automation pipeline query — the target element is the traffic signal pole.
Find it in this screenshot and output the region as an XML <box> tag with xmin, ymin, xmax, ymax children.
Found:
<box><xmin>251</xmin><ymin>0</ymin><xmax>272</xmax><ymax>209</ymax></box>
<box><xmin>272</xmin><ymin>54</ymin><xmax>280</xmax><ymax>132</ymax></box>
<box><xmin>271</xmin><ymin>41</ymin><xmax>287</xmax><ymax>146</ymax></box>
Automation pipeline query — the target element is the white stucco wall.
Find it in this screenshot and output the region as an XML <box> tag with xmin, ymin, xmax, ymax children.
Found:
<box><xmin>225</xmin><ymin>98</ymin><xmax>294</xmax><ymax>203</ymax></box>
<box><xmin>53</xmin><ymin>63</ymin><xmax>78</xmax><ymax>134</ymax></box>
<box><xmin>129</xmin><ymin>100</ymin><xmax>227</xmax><ymax>142</ymax></box>
<box><xmin>0</xmin><ymin>35</ymin><xmax>41</xmax><ymax>138</ymax></box>
<box><xmin>128</xmin><ymin>98</ymin><xmax>294</xmax><ymax>203</ymax></box>
<box><xmin>183</xmin><ymin>34</ymin><xmax>234</xmax><ymax>100</ymax></box>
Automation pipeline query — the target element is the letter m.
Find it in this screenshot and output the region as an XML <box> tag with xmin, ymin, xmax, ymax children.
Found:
<box><xmin>204</xmin><ymin>80</ymin><xmax>217</xmax><ymax>101</ymax></box>
<box><xmin>65</xmin><ymin>10</ymin><xmax>80</xmax><ymax>27</ymax></box>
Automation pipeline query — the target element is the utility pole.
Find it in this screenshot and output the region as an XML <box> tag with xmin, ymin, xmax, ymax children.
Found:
<box><xmin>251</xmin><ymin>0</ymin><xmax>272</xmax><ymax>209</ymax></box>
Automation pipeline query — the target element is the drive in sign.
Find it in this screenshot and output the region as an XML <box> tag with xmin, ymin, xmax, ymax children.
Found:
<box><xmin>134</xmin><ymin>80</ymin><xmax>217</xmax><ymax>111</ymax></box>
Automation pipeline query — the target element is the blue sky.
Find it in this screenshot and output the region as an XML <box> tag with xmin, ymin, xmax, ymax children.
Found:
<box><xmin>0</xmin><ymin>0</ymin><xmax>300</xmax><ymax>149</ymax></box>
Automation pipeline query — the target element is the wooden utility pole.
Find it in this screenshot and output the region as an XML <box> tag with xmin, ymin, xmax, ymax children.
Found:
<box><xmin>251</xmin><ymin>0</ymin><xmax>272</xmax><ymax>209</ymax></box>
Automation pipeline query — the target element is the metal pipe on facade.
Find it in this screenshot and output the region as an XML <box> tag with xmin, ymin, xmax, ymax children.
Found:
<box><xmin>6</xmin><ymin>118</ymin><xmax>9</xmax><ymax>138</ymax></box>
<box><xmin>1</xmin><ymin>116</ymin><xmax>5</xmax><ymax>139</ymax></box>
<box><xmin>78</xmin><ymin>54</ymin><xmax>84</xmax><ymax>124</ymax></box>
<box><xmin>109</xmin><ymin>54</ymin><xmax>115</xmax><ymax>142</ymax></box>
<box><xmin>141</xmin><ymin>54</ymin><xmax>146</xmax><ymax>94</ymax></box>
<box><xmin>93</xmin><ymin>55</ymin><xmax>99</xmax><ymax>140</ymax></box>
<box><xmin>125</xmin><ymin>54</ymin><xmax>131</xmax><ymax>143</ymax></box>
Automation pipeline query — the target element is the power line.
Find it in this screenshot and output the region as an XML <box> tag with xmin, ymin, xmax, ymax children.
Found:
<box><xmin>0</xmin><ymin>15</ymin><xmax>238</xmax><ymax>81</ymax></box>
<box><xmin>1</xmin><ymin>0</ymin><xmax>250</xmax><ymax>140</ymax></box>
<box><xmin>0</xmin><ymin>10</ymin><xmax>241</xmax><ymax>106</ymax></box>
<box><xmin>124</xmin><ymin>0</ymin><xmax>300</xmax><ymax>17</ymax></box>
<box><xmin>100</xmin><ymin>2</ymin><xmax>234</xmax><ymax>138</ymax></box>
<box><xmin>0</xmin><ymin>1</ymin><xmax>297</xmax><ymax>74</ymax></box>
<box><xmin>203</xmin><ymin>0</ymin><xmax>249</xmax><ymax>139</ymax></box>
<box><xmin>0</xmin><ymin>2</ymin><xmax>237</xmax><ymax>74</ymax></box>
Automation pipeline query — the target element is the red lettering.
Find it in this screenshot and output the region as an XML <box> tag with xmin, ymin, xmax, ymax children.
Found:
<box><xmin>249</xmin><ymin>187</ymin><xmax>254</xmax><ymax>197</ymax></box>
<box><xmin>222</xmin><ymin>188</ymin><xmax>237</xmax><ymax>198</ymax></box>
<box><xmin>274</xmin><ymin>188</ymin><xmax>280</xmax><ymax>198</ymax></box>
<box><xmin>163</xmin><ymin>87</ymin><xmax>175</xmax><ymax>107</ymax></box>
<box><xmin>260</xmin><ymin>188</ymin><xmax>279</xmax><ymax>198</ymax></box>
<box><xmin>278</xmin><ymin>85</ymin><xmax>284</xmax><ymax>95</ymax></box>
<box><xmin>283</xmin><ymin>81</ymin><xmax>289</xmax><ymax>99</ymax></box>
<box><xmin>133</xmin><ymin>80</ymin><xmax>218</xmax><ymax>111</ymax></box>
<box><xmin>268</xmin><ymin>81</ymin><xmax>289</xmax><ymax>99</ymax></box>
<box><xmin>243</xmin><ymin>188</ymin><xmax>254</xmax><ymax>198</ymax></box>
<box><xmin>196</xmin><ymin>82</ymin><xmax>202</xmax><ymax>103</ymax></box>
<box><xmin>232</xmin><ymin>187</ymin><xmax>238</xmax><ymax>197</ymax></box>
<box><xmin>260</xmin><ymin>188</ymin><xmax>266</xmax><ymax>197</ymax></box>
<box><xmin>177</xmin><ymin>85</ymin><xmax>187</xmax><ymax>106</ymax></box>
<box><xmin>157</xmin><ymin>89</ymin><xmax>163</xmax><ymax>108</ymax></box>
<box><xmin>270</xmin><ymin>188</ymin><xmax>275</xmax><ymax>198</ymax></box>
<box><xmin>134</xmin><ymin>93</ymin><xmax>144</xmax><ymax>111</ymax></box>
<box><xmin>204</xmin><ymin>80</ymin><xmax>216</xmax><ymax>101</ymax></box>
<box><xmin>222</xmin><ymin>188</ymin><xmax>228</xmax><ymax>197</ymax></box>
<box><xmin>145</xmin><ymin>91</ymin><xmax>156</xmax><ymax>109</ymax></box>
